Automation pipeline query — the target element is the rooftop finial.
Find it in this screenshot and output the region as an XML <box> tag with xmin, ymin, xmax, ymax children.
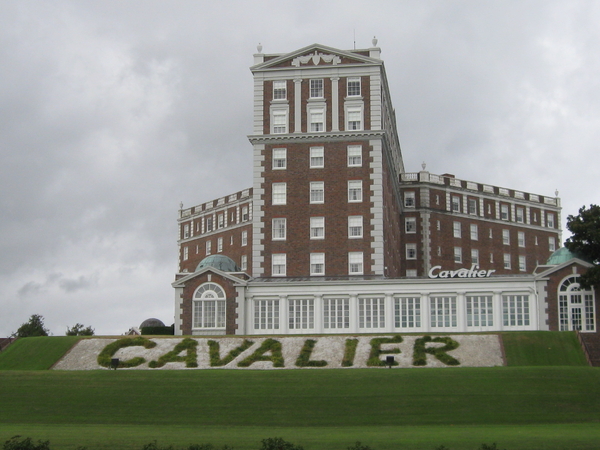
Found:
<box><xmin>179</xmin><ymin>201</ymin><xmax>183</xmax><ymax>210</ymax></box>
<box><xmin>555</xmin><ymin>189</ymin><xmax>559</xmax><ymax>197</ymax></box>
<box><xmin>421</xmin><ymin>161</ymin><xmax>427</xmax><ymax>171</ymax></box>
<box><xmin>372</xmin><ymin>36</ymin><xmax>378</xmax><ymax>47</ymax></box>
<box><xmin>257</xmin><ymin>43</ymin><xmax>263</xmax><ymax>53</ymax></box>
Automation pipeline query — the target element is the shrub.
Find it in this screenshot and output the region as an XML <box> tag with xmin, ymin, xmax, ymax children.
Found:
<box><xmin>259</xmin><ymin>437</ymin><xmax>302</xmax><ymax>450</ymax></box>
<box><xmin>342</xmin><ymin>338</ymin><xmax>359</xmax><ymax>367</ymax></box>
<box><xmin>141</xmin><ymin>326</ymin><xmax>174</xmax><ymax>335</ymax></box>
<box><xmin>149</xmin><ymin>338</ymin><xmax>198</xmax><ymax>368</ymax></box>
<box><xmin>295</xmin><ymin>339</ymin><xmax>327</xmax><ymax>367</ymax></box>
<box><xmin>237</xmin><ymin>339</ymin><xmax>284</xmax><ymax>367</ymax></box>
<box><xmin>412</xmin><ymin>336</ymin><xmax>460</xmax><ymax>366</ymax></box>
<box><xmin>3</xmin><ymin>436</ymin><xmax>51</xmax><ymax>450</ymax></box>
<box><xmin>367</xmin><ymin>335</ymin><xmax>403</xmax><ymax>366</ymax></box>
<box><xmin>208</xmin><ymin>339</ymin><xmax>253</xmax><ymax>366</ymax></box>
<box><xmin>97</xmin><ymin>336</ymin><xmax>157</xmax><ymax>368</ymax></box>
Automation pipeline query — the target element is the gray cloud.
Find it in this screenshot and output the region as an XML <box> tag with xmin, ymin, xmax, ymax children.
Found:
<box><xmin>1</xmin><ymin>0</ymin><xmax>599</xmax><ymax>335</ymax></box>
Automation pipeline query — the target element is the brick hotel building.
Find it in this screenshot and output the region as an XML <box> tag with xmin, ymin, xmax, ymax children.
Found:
<box><xmin>173</xmin><ymin>42</ymin><xmax>597</xmax><ymax>337</ymax></box>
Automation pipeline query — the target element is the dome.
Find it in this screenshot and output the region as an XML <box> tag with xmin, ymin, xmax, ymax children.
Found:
<box><xmin>196</xmin><ymin>254</ymin><xmax>240</xmax><ymax>273</ymax></box>
<box><xmin>546</xmin><ymin>247</ymin><xmax>590</xmax><ymax>265</ymax></box>
<box><xmin>140</xmin><ymin>318</ymin><xmax>165</xmax><ymax>328</ymax></box>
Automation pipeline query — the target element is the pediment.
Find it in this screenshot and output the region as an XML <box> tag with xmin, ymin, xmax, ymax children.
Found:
<box><xmin>172</xmin><ymin>266</ymin><xmax>249</xmax><ymax>288</ymax></box>
<box><xmin>252</xmin><ymin>43</ymin><xmax>380</xmax><ymax>71</ymax></box>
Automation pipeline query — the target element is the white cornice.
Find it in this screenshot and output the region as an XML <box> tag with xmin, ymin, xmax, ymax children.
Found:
<box><xmin>247</xmin><ymin>130</ymin><xmax>384</xmax><ymax>144</ymax></box>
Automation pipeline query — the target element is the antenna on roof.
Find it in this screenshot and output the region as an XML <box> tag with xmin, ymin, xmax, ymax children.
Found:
<box><xmin>353</xmin><ymin>29</ymin><xmax>356</xmax><ymax>49</ymax></box>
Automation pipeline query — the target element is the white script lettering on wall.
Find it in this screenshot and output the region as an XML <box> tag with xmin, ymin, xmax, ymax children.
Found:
<box><xmin>428</xmin><ymin>264</ymin><xmax>496</xmax><ymax>279</ymax></box>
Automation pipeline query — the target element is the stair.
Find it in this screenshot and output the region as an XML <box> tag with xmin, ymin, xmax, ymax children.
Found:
<box><xmin>579</xmin><ymin>332</ymin><xmax>600</xmax><ymax>366</ymax></box>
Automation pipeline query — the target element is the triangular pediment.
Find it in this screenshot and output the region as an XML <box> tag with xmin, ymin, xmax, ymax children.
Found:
<box><xmin>252</xmin><ymin>43</ymin><xmax>381</xmax><ymax>71</ymax></box>
<box><xmin>534</xmin><ymin>258</ymin><xmax>593</xmax><ymax>278</ymax></box>
<box><xmin>172</xmin><ymin>266</ymin><xmax>250</xmax><ymax>288</ymax></box>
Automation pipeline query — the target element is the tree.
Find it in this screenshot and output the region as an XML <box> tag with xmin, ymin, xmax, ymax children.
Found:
<box><xmin>66</xmin><ymin>323</ymin><xmax>95</xmax><ymax>336</ymax></box>
<box><xmin>14</xmin><ymin>314</ymin><xmax>49</xmax><ymax>338</ymax></box>
<box><xmin>565</xmin><ymin>204</ymin><xmax>600</xmax><ymax>288</ymax></box>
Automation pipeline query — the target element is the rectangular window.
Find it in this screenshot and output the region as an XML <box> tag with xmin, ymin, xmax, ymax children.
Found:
<box><xmin>349</xmin><ymin>252</ymin><xmax>363</xmax><ymax>275</ymax></box>
<box><xmin>519</xmin><ymin>255</ymin><xmax>526</xmax><ymax>271</ymax></box>
<box><xmin>193</xmin><ymin>299</ymin><xmax>226</xmax><ymax>329</ymax></box>
<box><xmin>272</xmin><ymin>218</ymin><xmax>286</xmax><ymax>240</ymax></box>
<box><xmin>452</xmin><ymin>196</ymin><xmax>461</xmax><ymax>212</ymax></box>
<box><xmin>272</xmin><ymin>182</ymin><xmax>286</xmax><ymax>205</ymax></box>
<box><xmin>404</xmin><ymin>191</ymin><xmax>415</xmax><ymax>208</ymax></box>
<box><xmin>502</xmin><ymin>229</ymin><xmax>510</xmax><ymax>245</ymax></box>
<box><xmin>289</xmin><ymin>299</ymin><xmax>314</xmax><ymax>329</ymax></box>
<box><xmin>218</xmin><ymin>214</ymin><xmax>224</xmax><ymax>229</ymax></box>
<box><xmin>518</xmin><ymin>231</ymin><xmax>525</xmax><ymax>247</ymax></box>
<box><xmin>430</xmin><ymin>296</ymin><xmax>457</xmax><ymax>328</ymax></box>
<box><xmin>310</xmin><ymin>217</ymin><xmax>325</xmax><ymax>239</ymax></box>
<box><xmin>254</xmin><ymin>299</ymin><xmax>279</xmax><ymax>330</ymax></box>
<box><xmin>549</xmin><ymin>236</ymin><xmax>556</xmax><ymax>252</ymax></box>
<box><xmin>206</xmin><ymin>216</ymin><xmax>213</xmax><ymax>232</ymax></box>
<box><xmin>347</xmin><ymin>145</ymin><xmax>362</xmax><ymax>167</ymax></box>
<box><xmin>501</xmin><ymin>204</ymin><xmax>509</xmax><ymax>220</ymax></box>
<box><xmin>347</xmin><ymin>77</ymin><xmax>361</xmax><ymax>96</ymax></box>
<box><xmin>516</xmin><ymin>207</ymin><xmax>524</xmax><ymax>223</ymax></box>
<box><xmin>323</xmin><ymin>298</ymin><xmax>349</xmax><ymax>329</ymax></box>
<box><xmin>310</xmin><ymin>147</ymin><xmax>324</xmax><ymax>168</ymax></box>
<box><xmin>454</xmin><ymin>247</ymin><xmax>462</xmax><ymax>263</ymax></box>
<box><xmin>453</xmin><ymin>221</ymin><xmax>461</xmax><ymax>238</ymax></box>
<box><xmin>310</xmin><ymin>253</ymin><xmax>325</xmax><ymax>276</ymax></box>
<box><xmin>502</xmin><ymin>295</ymin><xmax>530</xmax><ymax>327</ymax></box>
<box><xmin>206</xmin><ymin>240</ymin><xmax>212</xmax><ymax>255</ymax></box>
<box><xmin>273</xmin><ymin>80</ymin><xmax>286</xmax><ymax>100</ymax></box>
<box><xmin>240</xmin><ymin>254</ymin><xmax>247</xmax><ymax>271</ymax></box>
<box><xmin>470</xmin><ymin>224</ymin><xmax>478</xmax><ymax>240</ymax></box>
<box><xmin>183</xmin><ymin>246</ymin><xmax>189</xmax><ymax>261</ymax></box>
<box><xmin>348</xmin><ymin>215</ymin><xmax>363</xmax><ymax>238</ymax></box>
<box><xmin>471</xmin><ymin>249</ymin><xmax>479</xmax><ymax>265</ymax></box>
<box><xmin>272</xmin><ymin>148</ymin><xmax>286</xmax><ymax>169</ymax></box>
<box><xmin>242</xmin><ymin>206</ymin><xmax>249</xmax><ymax>222</ymax></box>
<box><xmin>405</xmin><ymin>217</ymin><xmax>417</xmax><ymax>233</ymax></box>
<box><xmin>183</xmin><ymin>224</ymin><xmax>190</xmax><ymax>239</ymax></box>
<box><xmin>272</xmin><ymin>110</ymin><xmax>287</xmax><ymax>134</ymax></box>
<box><xmin>217</xmin><ymin>237</ymin><xmax>223</xmax><ymax>253</ymax></box>
<box><xmin>359</xmin><ymin>297</ymin><xmax>385</xmax><ymax>329</ymax></box>
<box><xmin>272</xmin><ymin>254</ymin><xmax>286</xmax><ymax>276</ymax></box>
<box><xmin>310</xmin><ymin>181</ymin><xmax>324</xmax><ymax>204</ymax></box>
<box><xmin>406</xmin><ymin>244</ymin><xmax>417</xmax><ymax>260</ymax></box>
<box><xmin>466</xmin><ymin>295</ymin><xmax>493</xmax><ymax>327</ymax></box>
<box><xmin>310</xmin><ymin>79</ymin><xmax>323</xmax><ymax>98</ymax></box>
<box><xmin>309</xmin><ymin>109</ymin><xmax>324</xmax><ymax>132</ymax></box>
<box><xmin>348</xmin><ymin>180</ymin><xmax>363</xmax><ymax>202</ymax></box>
<box><xmin>347</xmin><ymin>107</ymin><xmax>362</xmax><ymax>130</ymax></box>
<box><xmin>504</xmin><ymin>253</ymin><xmax>511</xmax><ymax>269</ymax></box>
<box><xmin>241</xmin><ymin>230</ymin><xmax>247</xmax><ymax>246</ymax></box>
<box><xmin>547</xmin><ymin>213</ymin><xmax>555</xmax><ymax>228</ymax></box>
<box><xmin>468</xmin><ymin>198</ymin><xmax>477</xmax><ymax>215</ymax></box>
<box><xmin>395</xmin><ymin>297</ymin><xmax>421</xmax><ymax>328</ymax></box>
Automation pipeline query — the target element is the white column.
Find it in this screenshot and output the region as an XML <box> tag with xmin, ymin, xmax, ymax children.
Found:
<box><xmin>349</xmin><ymin>295</ymin><xmax>358</xmax><ymax>333</ymax></box>
<box><xmin>421</xmin><ymin>293</ymin><xmax>430</xmax><ymax>332</ymax></box>
<box><xmin>279</xmin><ymin>295</ymin><xmax>288</xmax><ymax>334</ymax></box>
<box><xmin>493</xmin><ymin>291</ymin><xmax>503</xmax><ymax>331</ymax></box>
<box><xmin>314</xmin><ymin>295</ymin><xmax>323</xmax><ymax>334</ymax></box>
<box><xmin>456</xmin><ymin>291</ymin><xmax>466</xmax><ymax>332</ymax></box>
<box><xmin>385</xmin><ymin>294</ymin><xmax>394</xmax><ymax>331</ymax></box>
<box><xmin>294</xmin><ymin>78</ymin><xmax>302</xmax><ymax>133</ymax></box>
<box><xmin>331</xmin><ymin>77</ymin><xmax>339</xmax><ymax>131</ymax></box>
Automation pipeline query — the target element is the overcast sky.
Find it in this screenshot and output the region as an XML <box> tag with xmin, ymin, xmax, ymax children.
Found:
<box><xmin>1</xmin><ymin>0</ymin><xmax>598</xmax><ymax>336</ymax></box>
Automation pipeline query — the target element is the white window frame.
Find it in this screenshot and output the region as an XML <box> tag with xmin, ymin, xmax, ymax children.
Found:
<box><xmin>193</xmin><ymin>282</ymin><xmax>226</xmax><ymax>329</ymax></box>
<box><xmin>504</xmin><ymin>253</ymin><xmax>511</xmax><ymax>269</ymax></box>
<box><xmin>471</xmin><ymin>249</ymin><xmax>479</xmax><ymax>265</ymax></box>
<box><xmin>547</xmin><ymin>213</ymin><xmax>555</xmax><ymax>228</ymax></box>
<box><xmin>272</xmin><ymin>182</ymin><xmax>286</xmax><ymax>205</ymax></box>
<box><xmin>468</xmin><ymin>198</ymin><xmax>477</xmax><ymax>215</ymax></box>
<box><xmin>501</xmin><ymin>204</ymin><xmax>509</xmax><ymax>221</ymax></box>
<box><xmin>310</xmin><ymin>147</ymin><xmax>324</xmax><ymax>168</ymax></box>
<box><xmin>240</xmin><ymin>254</ymin><xmax>247</xmax><ymax>271</ymax></box>
<box><xmin>502</xmin><ymin>229</ymin><xmax>510</xmax><ymax>245</ymax></box>
<box><xmin>323</xmin><ymin>298</ymin><xmax>350</xmax><ymax>329</ymax></box>
<box><xmin>183</xmin><ymin>246</ymin><xmax>189</xmax><ymax>261</ymax></box>
<box><xmin>516</xmin><ymin>207</ymin><xmax>524</xmax><ymax>223</ymax></box>
<box><xmin>454</xmin><ymin>247</ymin><xmax>462</xmax><ymax>263</ymax></box>
<box><xmin>519</xmin><ymin>255</ymin><xmax>526</xmax><ymax>271</ymax></box>
<box><xmin>452</xmin><ymin>196</ymin><xmax>461</xmax><ymax>212</ymax></box>
<box><xmin>310</xmin><ymin>181</ymin><xmax>324</xmax><ymax>204</ymax></box>
<box><xmin>272</xmin><ymin>218</ymin><xmax>286</xmax><ymax>241</ymax></box>
<box><xmin>289</xmin><ymin>299</ymin><xmax>315</xmax><ymax>329</ymax></box>
<box><xmin>254</xmin><ymin>299</ymin><xmax>280</xmax><ymax>330</ymax></box>
<box><xmin>406</xmin><ymin>243</ymin><xmax>417</xmax><ymax>260</ymax></box>
<box><xmin>348</xmin><ymin>180</ymin><xmax>363</xmax><ymax>202</ymax></box>
<box><xmin>310</xmin><ymin>216</ymin><xmax>325</xmax><ymax>239</ymax></box>
<box><xmin>348</xmin><ymin>216</ymin><xmax>363</xmax><ymax>238</ymax></box>
<box><xmin>206</xmin><ymin>240</ymin><xmax>212</xmax><ymax>255</ymax></box>
<box><xmin>395</xmin><ymin>297</ymin><xmax>421</xmax><ymax>328</ymax></box>
<box><xmin>346</xmin><ymin>106</ymin><xmax>362</xmax><ymax>131</ymax></box>
<box><xmin>217</xmin><ymin>237</ymin><xmax>223</xmax><ymax>253</ymax></box>
<box><xmin>453</xmin><ymin>221</ymin><xmax>461</xmax><ymax>238</ymax></box>
<box><xmin>273</xmin><ymin>80</ymin><xmax>286</xmax><ymax>100</ymax></box>
<box><xmin>470</xmin><ymin>224</ymin><xmax>478</xmax><ymax>240</ymax></box>
<box><xmin>347</xmin><ymin>77</ymin><xmax>361</xmax><ymax>97</ymax></box>
<box><xmin>404</xmin><ymin>191</ymin><xmax>415</xmax><ymax>208</ymax></box>
<box><xmin>518</xmin><ymin>231</ymin><xmax>525</xmax><ymax>247</ymax></box>
<box><xmin>309</xmin><ymin>108</ymin><xmax>324</xmax><ymax>132</ymax></box>
<box><xmin>241</xmin><ymin>230</ymin><xmax>247</xmax><ymax>246</ymax></box>
<box><xmin>549</xmin><ymin>236</ymin><xmax>556</xmax><ymax>252</ymax></box>
<box><xmin>348</xmin><ymin>252</ymin><xmax>364</xmax><ymax>275</ymax></box>
<box><xmin>272</xmin><ymin>148</ymin><xmax>287</xmax><ymax>170</ymax></box>
<box><xmin>272</xmin><ymin>254</ymin><xmax>286</xmax><ymax>277</ymax></box>
<box><xmin>272</xmin><ymin>109</ymin><xmax>288</xmax><ymax>134</ymax></box>
<box><xmin>310</xmin><ymin>253</ymin><xmax>325</xmax><ymax>276</ymax></box>
<box><xmin>359</xmin><ymin>297</ymin><xmax>385</xmax><ymax>329</ymax></box>
<box><xmin>347</xmin><ymin>145</ymin><xmax>362</xmax><ymax>167</ymax></box>
<box><xmin>405</xmin><ymin>217</ymin><xmax>417</xmax><ymax>234</ymax></box>
<box><xmin>310</xmin><ymin>79</ymin><xmax>324</xmax><ymax>98</ymax></box>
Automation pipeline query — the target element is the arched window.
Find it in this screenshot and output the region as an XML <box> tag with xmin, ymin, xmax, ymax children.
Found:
<box><xmin>558</xmin><ymin>276</ymin><xmax>595</xmax><ymax>332</ymax></box>
<box><xmin>193</xmin><ymin>283</ymin><xmax>226</xmax><ymax>329</ymax></box>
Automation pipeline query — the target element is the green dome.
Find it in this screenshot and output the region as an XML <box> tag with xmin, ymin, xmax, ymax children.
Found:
<box><xmin>546</xmin><ymin>247</ymin><xmax>588</xmax><ymax>265</ymax></box>
<box><xmin>196</xmin><ymin>255</ymin><xmax>240</xmax><ymax>272</ymax></box>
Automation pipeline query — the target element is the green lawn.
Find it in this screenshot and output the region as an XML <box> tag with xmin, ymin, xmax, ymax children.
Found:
<box><xmin>502</xmin><ymin>331</ymin><xmax>588</xmax><ymax>366</ymax></box>
<box><xmin>0</xmin><ymin>336</ymin><xmax>81</xmax><ymax>370</ymax></box>
<box><xmin>1</xmin><ymin>367</ymin><xmax>599</xmax><ymax>449</ymax></box>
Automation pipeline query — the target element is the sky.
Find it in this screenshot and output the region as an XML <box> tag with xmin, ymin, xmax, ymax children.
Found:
<box><xmin>1</xmin><ymin>0</ymin><xmax>599</xmax><ymax>337</ymax></box>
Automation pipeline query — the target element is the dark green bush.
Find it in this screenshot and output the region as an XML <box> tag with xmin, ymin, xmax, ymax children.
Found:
<box><xmin>237</xmin><ymin>339</ymin><xmax>284</xmax><ymax>367</ymax></box>
<box><xmin>97</xmin><ymin>336</ymin><xmax>157</xmax><ymax>368</ymax></box>
<box><xmin>141</xmin><ymin>325</ymin><xmax>174</xmax><ymax>335</ymax></box>
<box><xmin>208</xmin><ymin>339</ymin><xmax>253</xmax><ymax>366</ymax></box>
<box><xmin>367</xmin><ymin>335</ymin><xmax>403</xmax><ymax>366</ymax></box>
<box><xmin>342</xmin><ymin>338</ymin><xmax>358</xmax><ymax>367</ymax></box>
<box><xmin>3</xmin><ymin>436</ymin><xmax>51</xmax><ymax>450</ymax></box>
<box><xmin>412</xmin><ymin>336</ymin><xmax>460</xmax><ymax>366</ymax></box>
<box><xmin>259</xmin><ymin>437</ymin><xmax>302</xmax><ymax>450</ymax></box>
<box><xmin>149</xmin><ymin>338</ymin><xmax>198</xmax><ymax>368</ymax></box>
<box><xmin>295</xmin><ymin>339</ymin><xmax>327</xmax><ymax>367</ymax></box>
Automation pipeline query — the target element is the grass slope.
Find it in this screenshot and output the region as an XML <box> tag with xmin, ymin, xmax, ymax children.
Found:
<box><xmin>1</xmin><ymin>367</ymin><xmax>600</xmax><ymax>449</ymax></box>
<box><xmin>502</xmin><ymin>331</ymin><xmax>588</xmax><ymax>366</ymax></box>
<box><xmin>0</xmin><ymin>336</ymin><xmax>81</xmax><ymax>370</ymax></box>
